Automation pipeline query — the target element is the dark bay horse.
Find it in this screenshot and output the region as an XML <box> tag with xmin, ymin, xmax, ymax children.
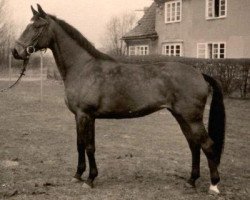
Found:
<box><xmin>12</xmin><ymin>5</ymin><xmax>225</xmax><ymax>194</ymax></box>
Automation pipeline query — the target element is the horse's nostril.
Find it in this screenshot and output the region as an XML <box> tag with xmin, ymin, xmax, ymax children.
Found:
<box><xmin>11</xmin><ymin>48</ymin><xmax>23</xmax><ymax>60</ymax></box>
<box><xmin>11</xmin><ymin>48</ymin><xmax>18</xmax><ymax>56</ymax></box>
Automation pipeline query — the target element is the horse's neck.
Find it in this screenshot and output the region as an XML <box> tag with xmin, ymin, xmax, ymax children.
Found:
<box><xmin>50</xmin><ymin>25</ymin><xmax>93</xmax><ymax>81</ymax></box>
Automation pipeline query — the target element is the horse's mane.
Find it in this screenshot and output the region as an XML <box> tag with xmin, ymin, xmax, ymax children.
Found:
<box><xmin>48</xmin><ymin>14</ymin><xmax>115</xmax><ymax>61</ymax></box>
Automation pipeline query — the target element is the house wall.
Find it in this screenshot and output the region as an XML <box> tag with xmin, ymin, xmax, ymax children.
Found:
<box><xmin>155</xmin><ymin>0</ymin><xmax>250</xmax><ymax>58</ymax></box>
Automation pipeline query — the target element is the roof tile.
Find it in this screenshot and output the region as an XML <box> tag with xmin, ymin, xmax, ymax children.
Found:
<box><xmin>123</xmin><ymin>2</ymin><xmax>157</xmax><ymax>40</ymax></box>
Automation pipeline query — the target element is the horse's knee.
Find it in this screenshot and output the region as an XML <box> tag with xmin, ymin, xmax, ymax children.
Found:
<box><xmin>86</xmin><ymin>145</ymin><xmax>95</xmax><ymax>155</ymax></box>
<box><xmin>201</xmin><ymin>137</ymin><xmax>215</xmax><ymax>158</ymax></box>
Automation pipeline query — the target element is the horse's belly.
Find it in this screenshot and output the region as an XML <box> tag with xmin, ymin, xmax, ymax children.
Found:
<box><xmin>95</xmin><ymin>96</ymin><xmax>171</xmax><ymax>119</ymax></box>
<box><xmin>95</xmin><ymin>106</ymin><xmax>165</xmax><ymax>119</ymax></box>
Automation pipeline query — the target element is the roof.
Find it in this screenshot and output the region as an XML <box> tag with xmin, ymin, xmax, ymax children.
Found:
<box><xmin>122</xmin><ymin>2</ymin><xmax>158</xmax><ymax>40</ymax></box>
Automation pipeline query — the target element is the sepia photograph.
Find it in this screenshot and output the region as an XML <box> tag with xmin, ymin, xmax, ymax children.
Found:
<box><xmin>0</xmin><ymin>0</ymin><xmax>249</xmax><ymax>199</ymax></box>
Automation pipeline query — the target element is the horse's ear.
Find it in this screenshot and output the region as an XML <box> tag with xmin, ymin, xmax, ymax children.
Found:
<box><xmin>31</xmin><ymin>5</ymin><xmax>39</xmax><ymax>16</ymax></box>
<box><xmin>37</xmin><ymin>4</ymin><xmax>47</xmax><ymax>18</ymax></box>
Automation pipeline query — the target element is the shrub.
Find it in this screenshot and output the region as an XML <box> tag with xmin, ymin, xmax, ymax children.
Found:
<box><xmin>115</xmin><ymin>55</ymin><xmax>250</xmax><ymax>98</ymax></box>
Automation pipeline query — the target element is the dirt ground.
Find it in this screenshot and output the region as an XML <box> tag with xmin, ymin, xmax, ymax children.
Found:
<box><xmin>0</xmin><ymin>80</ymin><xmax>249</xmax><ymax>200</ymax></box>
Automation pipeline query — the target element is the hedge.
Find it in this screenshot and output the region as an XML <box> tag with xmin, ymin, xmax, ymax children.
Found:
<box><xmin>115</xmin><ymin>55</ymin><xmax>250</xmax><ymax>98</ymax></box>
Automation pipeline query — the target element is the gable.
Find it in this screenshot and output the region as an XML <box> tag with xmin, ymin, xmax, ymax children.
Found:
<box><xmin>122</xmin><ymin>2</ymin><xmax>158</xmax><ymax>40</ymax></box>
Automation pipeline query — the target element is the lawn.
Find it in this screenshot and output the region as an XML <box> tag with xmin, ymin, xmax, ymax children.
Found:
<box><xmin>0</xmin><ymin>80</ymin><xmax>249</xmax><ymax>200</ymax></box>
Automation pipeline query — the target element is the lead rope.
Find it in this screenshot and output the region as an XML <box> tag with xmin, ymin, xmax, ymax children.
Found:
<box><xmin>0</xmin><ymin>59</ymin><xmax>29</xmax><ymax>92</ymax></box>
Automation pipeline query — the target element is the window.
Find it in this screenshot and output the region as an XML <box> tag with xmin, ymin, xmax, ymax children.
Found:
<box><xmin>129</xmin><ymin>45</ymin><xmax>149</xmax><ymax>56</ymax></box>
<box><xmin>162</xmin><ymin>43</ymin><xmax>183</xmax><ymax>56</ymax></box>
<box><xmin>129</xmin><ymin>46</ymin><xmax>136</xmax><ymax>55</ymax></box>
<box><xmin>165</xmin><ymin>0</ymin><xmax>182</xmax><ymax>23</ymax></box>
<box><xmin>197</xmin><ymin>42</ymin><xmax>226</xmax><ymax>59</ymax></box>
<box><xmin>206</xmin><ymin>0</ymin><xmax>227</xmax><ymax>19</ymax></box>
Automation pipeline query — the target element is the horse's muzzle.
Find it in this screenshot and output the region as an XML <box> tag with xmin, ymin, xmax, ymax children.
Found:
<box><xmin>11</xmin><ymin>48</ymin><xmax>29</xmax><ymax>60</ymax></box>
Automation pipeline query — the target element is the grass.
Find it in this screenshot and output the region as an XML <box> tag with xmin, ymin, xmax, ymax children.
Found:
<box><xmin>0</xmin><ymin>80</ymin><xmax>249</xmax><ymax>200</ymax></box>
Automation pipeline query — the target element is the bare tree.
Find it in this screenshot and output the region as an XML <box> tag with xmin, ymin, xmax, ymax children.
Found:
<box><xmin>101</xmin><ymin>12</ymin><xmax>138</xmax><ymax>56</ymax></box>
<box><xmin>0</xmin><ymin>0</ymin><xmax>15</xmax><ymax>64</ymax></box>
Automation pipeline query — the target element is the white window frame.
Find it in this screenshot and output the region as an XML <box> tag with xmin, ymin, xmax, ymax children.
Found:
<box><xmin>162</xmin><ymin>43</ymin><xmax>183</xmax><ymax>57</ymax></box>
<box><xmin>129</xmin><ymin>45</ymin><xmax>149</xmax><ymax>56</ymax></box>
<box><xmin>206</xmin><ymin>0</ymin><xmax>227</xmax><ymax>20</ymax></box>
<box><xmin>165</xmin><ymin>0</ymin><xmax>182</xmax><ymax>24</ymax></box>
<box><xmin>129</xmin><ymin>46</ymin><xmax>136</xmax><ymax>55</ymax></box>
<box><xmin>197</xmin><ymin>42</ymin><xmax>226</xmax><ymax>59</ymax></box>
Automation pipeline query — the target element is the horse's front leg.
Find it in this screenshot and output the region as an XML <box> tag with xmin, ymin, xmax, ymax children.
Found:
<box><xmin>84</xmin><ymin>118</ymin><xmax>98</xmax><ymax>188</ymax></box>
<box><xmin>73</xmin><ymin>114</ymin><xmax>88</xmax><ymax>181</ymax></box>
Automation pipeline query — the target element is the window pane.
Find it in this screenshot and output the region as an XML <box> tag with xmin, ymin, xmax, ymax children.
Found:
<box><xmin>208</xmin><ymin>44</ymin><xmax>213</xmax><ymax>58</ymax></box>
<box><xmin>166</xmin><ymin>4</ymin><xmax>171</xmax><ymax>22</ymax></box>
<box><xmin>171</xmin><ymin>3</ymin><xmax>176</xmax><ymax>21</ymax></box>
<box><xmin>215</xmin><ymin>0</ymin><xmax>220</xmax><ymax>17</ymax></box>
<box><xmin>166</xmin><ymin>46</ymin><xmax>169</xmax><ymax>55</ymax></box>
<box><xmin>170</xmin><ymin>45</ymin><xmax>174</xmax><ymax>55</ymax></box>
<box><xmin>129</xmin><ymin>46</ymin><xmax>135</xmax><ymax>55</ymax></box>
<box><xmin>176</xmin><ymin>49</ymin><xmax>180</xmax><ymax>56</ymax></box>
<box><xmin>207</xmin><ymin>0</ymin><xmax>214</xmax><ymax>17</ymax></box>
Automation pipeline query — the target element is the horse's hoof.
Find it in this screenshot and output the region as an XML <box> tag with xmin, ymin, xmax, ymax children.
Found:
<box><xmin>82</xmin><ymin>182</ymin><xmax>93</xmax><ymax>189</ymax></box>
<box><xmin>82</xmin><ymin>179</ymin><xmax>94</xmax><ymax>188</ymax></box>
<box><xmin>186</xmin><ymin>179</ymin><xmax>196</xmax><ymax>188</ymax></box>
<box><xmin>71</xmin><ymin>177</ymin><xmax>83</xmax><ymax>183</ymax></box>
<box><xmin>209</xmin><ymin>184</ymin><xmax>220</xmax><ymax>195</ymax></box>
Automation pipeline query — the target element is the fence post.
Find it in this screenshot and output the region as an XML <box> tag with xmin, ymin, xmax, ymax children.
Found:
<box><xmin>40</xmin><ymin>52</ymin><xmax>44</xmax><ymax>102</ymax></box>
<box><xmin>9</xmin><ymin>54</ymin><xmax>12</xmax><ymax>84</ymax></box>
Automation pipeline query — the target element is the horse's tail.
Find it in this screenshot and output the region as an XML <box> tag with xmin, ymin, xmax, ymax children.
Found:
<box><xmin>203</xmin><ymin>74</ymin><xmax>226</xmax><ymax>166</ymax></box>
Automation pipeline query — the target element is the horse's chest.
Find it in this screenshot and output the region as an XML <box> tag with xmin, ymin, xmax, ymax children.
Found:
<box><xmin>64</xmin><ymin>85</ymin><xmax>99</xmax><ymax>114</ymax></box>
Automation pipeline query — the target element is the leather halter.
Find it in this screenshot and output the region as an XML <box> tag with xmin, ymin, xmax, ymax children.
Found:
<box><xmin>16</xmin><ymin>18</ymin><xmax>48</xmax><ymax>55</ymax></box>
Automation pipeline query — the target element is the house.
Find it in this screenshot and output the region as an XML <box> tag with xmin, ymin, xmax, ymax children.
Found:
<box><xmin>122</xmin><ymin>0</ymin><xmax>250</xmax><ymax>58</ymax></box>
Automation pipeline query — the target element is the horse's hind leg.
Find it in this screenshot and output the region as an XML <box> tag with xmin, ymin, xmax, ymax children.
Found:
<box><xmin>201</xmin><ymin>136</ymin><xmax>221</xmax><ymax>194</ymax></box>
<box><xmin>189</xmin><ymin>122</ymin><xmax>221</xmax><ymax>193</ymax></box>
<box><xmin>170</xmin><ymin>110</ymin><xmax>221</xmax><ymax>193</ymax></box>
<box><xmin>169</xmin><ymin>111</ymin><xmax>201</xmax><ymax>187</ymax></box>
<box><xmin>187</xmin><ymin>141</ymin><xmax>201</xmax><ymax>187</ymax></box>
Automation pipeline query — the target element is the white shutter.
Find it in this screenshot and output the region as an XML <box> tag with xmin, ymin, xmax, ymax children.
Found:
<box><xmin>197</xmin><ymin>43</ymin><xmax>207</xmax><ymax>58</ymax></box>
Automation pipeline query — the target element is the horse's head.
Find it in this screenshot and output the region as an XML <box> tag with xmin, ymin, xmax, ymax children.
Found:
<box><xmin>12</xmin><ymin>4</ymin><xmax>53</xmax><ymax>60</ymax></box>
